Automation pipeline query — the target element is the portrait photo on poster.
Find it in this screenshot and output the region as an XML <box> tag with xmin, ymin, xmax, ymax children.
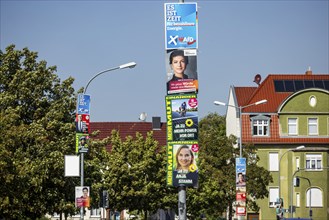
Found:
<box><xmin>75</xmin><ymin>186</ymin><xmax>90</xmax><ymax>208</ymax></box>
<box><xmin>165</xmin><ymin>49</ymin><xmax>198</xmax><ymax>94</ymax></box>
<box><xmin>171</xmin><ymin>144</ymin><xmax>199</xmax><ymax>187</ymax></box>
<box><xmin>75</xmin><ymin>114</ymin><xmax>90</xmax><ymax>134</ymax></box>
<box><xmin>236</xmin><ymin>172</ymin><xmax>246</xmax><ymax>186</ymax></box>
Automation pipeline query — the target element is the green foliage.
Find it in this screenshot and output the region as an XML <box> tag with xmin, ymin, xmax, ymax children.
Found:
<box><xmin>187</xmin><ymin>113</ymin><xmax>273</xmax><ymax>219</ymax></box>
<box><xmin>99</xmin><ymin>130</ymin><xmax>177</xmax><ymax>219</ymax></box>
<box><xmin>0</xmin><ymin>45</ymin><xmax>78</xmax><ymax>219</ymax></box>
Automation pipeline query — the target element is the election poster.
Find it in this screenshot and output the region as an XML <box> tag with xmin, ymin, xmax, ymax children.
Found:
<box><xmin>167</xmin><ymin>142</ymin><xmax>199</xmax><ymax>188</ymax></box>
<box><xmin>75</xmin><ymin>186</ymin><xmax>90</xmax><ymax>208</ymax></box>
<box><xmin>166</xmin><ymin>49</ymin><xmax>198</xmax><ymax>95</ymax></box>
<box><xmin>75</xmin><ymin>133</ymin><xmax>89</xmax><ymax>153</ymax></box>
<box><xmin>164</xmin><ymin>3</ymin><xmax>198</xmax><ymax>49</ymax></box>
<box><xmin>166</xmin><ymin>94</ymin><xmax>198</xmax><ymax>142</ymax></box>
<box><xmin>77</xmin><ymin>94</ymin><xmax>91</xmax><ymax>115</ymax></box>
<box><xmin>236</xmin><ymin>158</ymin><xmax>247</xmax><ymax>216</ymax></box>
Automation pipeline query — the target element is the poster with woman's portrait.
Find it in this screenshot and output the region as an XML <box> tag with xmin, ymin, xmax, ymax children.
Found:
<box><xmin>165</xmin><ymin>49</ymin><xmax>198</xmax><ymax>94</ymax></box>
<box><xmin>166</xmin><ymin>143</ymin><xmax>199</xmax><ymax>188</ymax></box>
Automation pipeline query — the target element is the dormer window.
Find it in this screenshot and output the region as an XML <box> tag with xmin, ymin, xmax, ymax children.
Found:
<box><xmin>251</xmin><ymin>115</ymin><xmax>270</xmax><ymax>136</ymax></box>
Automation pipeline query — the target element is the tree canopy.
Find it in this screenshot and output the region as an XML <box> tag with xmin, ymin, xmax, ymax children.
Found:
<box><xmin>0</xmin><ymin>45</ymin><xmax>272</xmax><ymax>220</ymax></box>
<box><xmin>0</xmin><ymin>45</ymin><xmax>78</xmax><ymax>219</ymax></box>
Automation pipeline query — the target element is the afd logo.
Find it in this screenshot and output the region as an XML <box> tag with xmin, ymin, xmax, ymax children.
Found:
<box><xmin>168</xmin><ymin>35</ymin><xmax>196</xmax><ymax>46</ymax></box>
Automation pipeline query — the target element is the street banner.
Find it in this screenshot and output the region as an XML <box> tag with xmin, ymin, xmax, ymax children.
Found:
<box><xmin>167</xmin><ymin>142</ymin><xmax>199</xmax><ymax>187</ymax></box>
<box><xmin>77</xmin><ymin>94</ymin><xmax>91</xmax><ymax>115</ymax></box>
<box><xmin>166</xmin><ymin>94</ymin><xmax>198</xmax><ymax>142</ymax></box>
<box><xmin>75</xmin><ymin>186</ymin><xmax>90</xmax><ymax>208</ymax></box>
<box><xmin>165</xmin><ymin>3</ymin><xmax>198</xmax><ymax>49</ymax></box>
<box><xmin>166</xmin><ymin>49</ymin><xmax>198</xmax><ymax>94</ymax></box>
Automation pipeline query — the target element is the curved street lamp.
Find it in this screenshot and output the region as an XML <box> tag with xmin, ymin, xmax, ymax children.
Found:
<box><xmin>79</xmin><ymin>61</ymin><xmax>136</xmax><ymax>220</ymax></box>
<box><xmin>278</xmin><ymin>145</ymin><xmax>305</xmax><ymax>201</ymax></box>
<box><xmin>84</xmin><ymin>61</ymin><xmax>137</xmax><ymax>93</ymax></box>
<box><xmin>213</xmin><ymin>99</ymin><xmax>267</xmax><ymax>157</ymax></box>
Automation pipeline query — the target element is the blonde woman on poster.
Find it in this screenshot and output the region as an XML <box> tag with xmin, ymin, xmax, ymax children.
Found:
<box><xmin>173</xmin><ymin>145</ymin><xmax>198</xmax><ymax>187</ymax></box>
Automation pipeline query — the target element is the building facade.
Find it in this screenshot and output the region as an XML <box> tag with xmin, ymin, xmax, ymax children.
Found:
<box><xmin>225</xmin><ymin>71</ymin><xmax>329</xmax><ymax>220</ymax></box>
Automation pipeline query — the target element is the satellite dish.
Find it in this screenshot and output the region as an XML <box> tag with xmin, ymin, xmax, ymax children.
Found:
<box><xmin>139</xmin><ymin>112</ymin><xmax>147</xmax><ymax>121</ymax></box>
<box><xmin>253</xmin><ymin>74</ymin><xmax>262</xmax><ymax>86</ymax></box>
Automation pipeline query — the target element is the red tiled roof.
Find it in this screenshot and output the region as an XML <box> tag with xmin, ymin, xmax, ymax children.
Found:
<box><xmin>235</xmin><ymin>87</ymin><xmax>257</xmax><ymax>107</ymax></box>
<box><xmin>90</xmin><ymin>122</ymin><xmax>167</xmax><ymax>150</ymax></box>
<box><xmin>236</xmin><ymin>74</ymin><xmax>329</xmax><ymax>113</ymax></box>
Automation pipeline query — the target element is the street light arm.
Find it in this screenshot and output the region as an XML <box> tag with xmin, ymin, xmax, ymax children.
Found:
<box><xmin>84</xmin><ymin>67</ymin><xmax>119</xmax><ymax>93</ymax></box>
<box><xmin>84</xmin><ymin>62</ymin><xmax>136</xmax><ymax>93</ymax></box>
<box><xmin>213</xmin><ymin>99</ymin><xmax>267</xmax><ymax>110</ymax></box>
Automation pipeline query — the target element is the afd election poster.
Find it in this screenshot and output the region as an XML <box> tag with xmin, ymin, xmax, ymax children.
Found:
<box><xmin>164</xmin><ymin>3</ymin><xmax>198</xmax><ymax>49</ymax></box>
<box><xmin>77</xmin><ymin>94</ymin><xmax>91</xmax><ymax>115</ymax></box>
<box><xmin>166</xmin><ymin>94</ymin><xmax>198</xmax><ymax>142</ymax></box>
<box><xmin>166</xmin><ymin>49</ymin><xmax>198</xmax><ymax>95</ymax></box>
<box><xmin>167</xmin><ymin>142</ymin><xmax>199</xmax><ymax>187</ymax></box>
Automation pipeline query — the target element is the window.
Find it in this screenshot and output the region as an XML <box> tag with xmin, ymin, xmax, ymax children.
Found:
<box><xmin>306</xmin><ymin>154</ymin><xmax>322</xmax><ymax>170</ymax></box>
<box><xmin>288</xmin><ymin>118</ymin><xmax>298</xmax><ymax>135</ymax></box>
<box><xmin>308</xmin><ymin>118</ymin><xmax>318</xmax><ymax>135</ymax></box>
<box><xmin>296</xmin><ymin>157</ymin><xmax>300</xmax><ymax>170</ymax></box>
<box><xmin>306</xmin><ymin>188</ymin><xmax>323</xmax><ymax>207</ymax></box>
<box><xmin>269</xmin><ymin>187</ymin><xmax>279</xmax><ymax>207</ymax></box>
<box><xmin>269</xmin><ymin>152</ymin><xmax>279</xmax><ymax>171</ymax></box>
<box><xmin>296</xmin><ymin>193</ymin><xmax>300</xmax><ymax>207</ymax></box>
<box><xmin>251</xmin><ymin>115</ymin><xmax>270</xmax><ymax>136</ymax></box>
<box><xmin>90</xmin><ymin>208</ymin><xmax>101</xmax><ymax>217</ymax></box>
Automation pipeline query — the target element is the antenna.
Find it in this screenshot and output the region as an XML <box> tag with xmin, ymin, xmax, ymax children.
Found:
<box><xmin>139</xmin><ymin>112</ymin><xmax>147</xmax><ymax>122</ymax></box>
<box><xmin>253</xmin><ymin>74</ymin><xmax>262</xmax><ymax>86</ymax></box>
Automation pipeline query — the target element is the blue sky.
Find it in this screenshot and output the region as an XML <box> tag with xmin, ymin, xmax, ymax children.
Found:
<box><xmin>1</xmin><ymin>0</ymin><xmax>328</xmax><ymax>122</ymax></box>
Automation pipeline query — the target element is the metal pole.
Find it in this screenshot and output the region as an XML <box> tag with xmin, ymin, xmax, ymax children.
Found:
<box><xmin>178</xmin><ymin>186</ymin><xmax>186</xmax><ymax>220</ymax></box>
<box><xmin>238</xmin><ymin>106</ymin><xmax>242</xmax><ymax>158</ymax></box>
<box><xmin>278</xmin><ymin>150</ymin><xmax>292</xmax><ymax>202</ymax></box>
<box><xmin>176</xmin><ymin>1</ymin><xmax>185</xmax><ymax>218</ymax></box>
<box><xmin>80</xmin><ymin>153</ymin><xmax>84</xmax><ymax>220</ymax></box>
<box><xmin>237</xmin><ymin>106</ymin><xmax>244</xmax><ymax>220</ymax></box>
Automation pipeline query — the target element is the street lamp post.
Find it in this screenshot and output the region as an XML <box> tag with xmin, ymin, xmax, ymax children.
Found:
<box><xmin>278</xmin><ymin>146</ymin><xmax>305</xmax><ymax>203</ymax></box>
<box><xmin>214</xmin><ymin>99</ymin><xmax>267</xmax><ymax>219</ymax></box>
<box><xmin>79</xmin><ymin>62</ymin><xmax>136</xmax><ymax>220</ymax></box>
<box><xmin>213</xmin><ymin>99</ymin><xmax>267</xmax><ymax>157</ymax></box>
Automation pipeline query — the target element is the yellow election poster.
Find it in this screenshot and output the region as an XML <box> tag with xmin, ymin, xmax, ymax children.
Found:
<box><xmin>165</xmin><ymin>94</ymin><xmax>198</xmax><ymax>142</ymax></box>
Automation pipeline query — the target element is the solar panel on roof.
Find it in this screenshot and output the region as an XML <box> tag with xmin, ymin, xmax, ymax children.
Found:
<box><xmin>304</xmin><ymin>80</ymin><xmax>314</xmax><ymax>88</ymax></box>
<box><xmin>284</xmin><ymin>80</ymin><xmax>295</xmax><ymax>92</ymax></box>
<box><xmin>294</xmin><ymin>80</ymin><xmax>304</xmax><ymax>90</ymax></box>
<box><xmin>274</xmin><ymin>80</ymin><xmax>285</xmax><ymax>92</ymax></box>
<box><xmin>323</xmin><ymin>80</ymin><xmax>329</xmax><ymax>90</ymax></box>
<box><xmin>314</xmin><ymin>80</ymin><xmax>325</xmax><ymax>89</ymax></box>
<box><xmin>275</xmin><ymin>79</ymin><xmax>329</xmax><ymax>92</ymax></box>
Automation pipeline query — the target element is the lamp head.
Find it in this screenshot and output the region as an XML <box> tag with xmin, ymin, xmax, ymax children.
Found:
<box><xmin>255</xmin><ymin>99</ymin><xmax>268</xmax><ymax>105</ymax></box>
<box><xmin>296</xmin><ymin>145</ymin><xmax>305</xmax><ymax>150</ymax></box>
<box><xmin>119</xmin><ymin>62</ymin><xmax>137</xmax><ymax>69</ymax></box>
<box><xmin>214</xmin><ymin>101</ymin><xmax>226</xmax><ymax>106</ymax></box>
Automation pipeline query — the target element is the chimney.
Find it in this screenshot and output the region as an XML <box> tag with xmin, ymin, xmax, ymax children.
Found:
<box><xmin>305</xmin><ymin>66</ymin><xmax>312</xmax><ymax>75</ymax></box>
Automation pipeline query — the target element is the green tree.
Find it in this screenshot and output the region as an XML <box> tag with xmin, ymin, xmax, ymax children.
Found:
<box><xmin>187</xmin><ymin>113</ymin><xmax>272</xmax><ymax>219</ymax></box>
<box><xmin>0</xmin><ymin>45</ymin><xmax>78</xmax><ymax>219</ymax></box>
<box><xmin>101</xmin><ymin>130</ymin><xmax>177</xmax><ymax>220</ymax></box>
